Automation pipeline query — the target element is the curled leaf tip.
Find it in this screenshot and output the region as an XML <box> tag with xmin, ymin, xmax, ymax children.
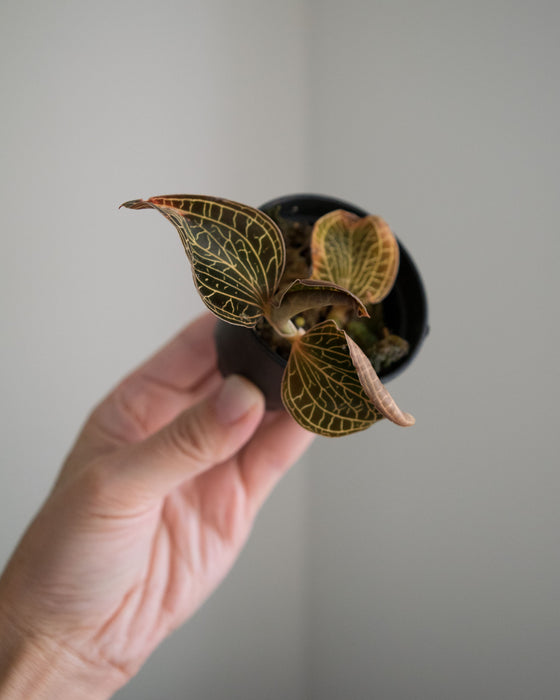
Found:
<box><xmin>345</xmin><ymin>332</ymin><xmax>416</xmax><ymax>428</ymax></box>
<box><xmin>357</xmin><ymin>306</ymin><xmax>370</xmax><ymax>318</ymax></box>
<box><xmin>120</xmin><ymin>199</ymin><xmax>149</xmax><ymax>210</ymax></box>
<box><xmin>400</xmin><ymin>412</ymin><xmax>416</xmax><ymax>427</ymax></box>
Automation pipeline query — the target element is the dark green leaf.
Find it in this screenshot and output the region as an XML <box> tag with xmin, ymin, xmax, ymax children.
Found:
<box><xmin>281</xmin><ymin>320</ymin><xmax>383</xmax><ymax>437</ymax></box>
<box><xmin>121</xmin><ymin>195</ymin><xmax>285</xmax><ymax>327</ymax></box>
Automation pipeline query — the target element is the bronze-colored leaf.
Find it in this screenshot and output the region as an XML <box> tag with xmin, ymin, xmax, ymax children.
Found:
<box><xmin>268</xmin><ymin>279</ymin><xmax>369</xmax><ymax>336</ymax></box>
<box><xmin>281</xmin><ymin>320</ymin><xmax>383</xmax><ymax>437</ymax></box>
<box><xmin>310</xmin><ymin>209</ymin><xmax>399</xmax><ymax>304</ymax></box>
<box><xmin>121</xmin><ymin>195</ymin><xmax>286</xmax><ymax>327</ymax></box>
<box><xmin>345</xmin><ymin>333</ymin><xmax>415</xmax><ymax>426</ymax></box>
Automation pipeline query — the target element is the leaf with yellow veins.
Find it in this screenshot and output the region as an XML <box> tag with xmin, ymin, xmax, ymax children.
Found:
<box><xmin>281</xmin><ymin>321</ymin><xmax>383</xmax><ymax>437</ymax></box>
<box><xmin>310</xmin><ymin>209</ymin><xmax>400</xmax><ymax>304</ymax></box>
<box><xmin>121</xmin><ymin>195</ymin><xmax>286</xmax><ymax>327</ymax></box>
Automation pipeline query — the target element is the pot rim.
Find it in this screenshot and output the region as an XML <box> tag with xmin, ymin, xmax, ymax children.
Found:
<box><xmin>259</xmin><ymin>192</ymin><xmax>429</xmax><ymax>382</ymax></box>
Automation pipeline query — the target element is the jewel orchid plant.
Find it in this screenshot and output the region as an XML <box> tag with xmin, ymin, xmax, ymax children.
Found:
<box><xmin>121</xmin><ymin>194</ymin><xmax>415</xmax><ymax>437</ymax></box>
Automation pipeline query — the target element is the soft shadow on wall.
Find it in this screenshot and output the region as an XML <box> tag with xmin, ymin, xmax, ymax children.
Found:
<box><xmin>305</xmin><ymin>1</ymin><xmax>560</xmax><ymax>699</ymax></box>
<box><xmin>1</xmin><ymin>2</ymin><xmax>309</xmax><ymax>700</ymax></box>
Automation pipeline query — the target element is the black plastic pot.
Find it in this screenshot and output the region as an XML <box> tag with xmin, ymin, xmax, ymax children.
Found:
<box><xmin>215</xmin><ymin>194</ymin><xmax>429</xmax><ymax>410</ymax></box>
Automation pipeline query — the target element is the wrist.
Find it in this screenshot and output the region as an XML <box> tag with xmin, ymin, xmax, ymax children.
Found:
<box><xmin>0</xmin><ymin>606</ymin><xmax>124</xmax><ymax>700</ymax></box>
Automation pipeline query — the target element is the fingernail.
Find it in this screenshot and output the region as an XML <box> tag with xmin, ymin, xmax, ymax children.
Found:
<box><xmin>214</xmin><ymin>375</ymin><xmax>263</xmax><ymax>425</ymax></box>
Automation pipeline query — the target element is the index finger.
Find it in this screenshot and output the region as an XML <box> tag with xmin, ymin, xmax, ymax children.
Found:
<box><xmin>130</xmin><ymin>311</ymin><xmax>218</xmax><ymax>392</ymax></box>
<box><xmin>88</xmin><ymin>312</ymin><xmax>222</xmax><ymax>446</ymax></box>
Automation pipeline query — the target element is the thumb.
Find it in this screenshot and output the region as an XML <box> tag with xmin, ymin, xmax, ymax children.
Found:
<box><xmin>111</xmin><ymin>375</ymin><xmax>265</xmax><ymax>501</ymax></box>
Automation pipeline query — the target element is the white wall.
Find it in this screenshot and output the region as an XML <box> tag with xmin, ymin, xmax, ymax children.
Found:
<box><xmin>0</xmin><ymin>2</ymin><xmax>308</xmax><ymax>698</ymax></box>
<box><xmin>2</xmin><ymin>2</ymin><xmax>560</xmax><ymax>699</ymax></box>
<box><xmin>305</xmin><ymin>1</ymin><xmax>560</xmax><ymax>698</ymax></box>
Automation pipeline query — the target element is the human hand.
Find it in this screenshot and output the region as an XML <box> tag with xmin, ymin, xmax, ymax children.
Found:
<box><xmin>0</xmin><ymin>313</ymin><xmax>314</xmax><ymax>699</ymax></box>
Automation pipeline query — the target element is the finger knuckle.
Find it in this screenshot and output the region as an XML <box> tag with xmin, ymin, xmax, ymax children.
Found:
<box><xmin>166</xmin><ymin>409</ymin><xmax>215</xmax><ymax>467</ymax></box>
<box><xmin>76</xmin><ymin>459</ymin><xmax>117</xmax><ymax>508</ymax></box>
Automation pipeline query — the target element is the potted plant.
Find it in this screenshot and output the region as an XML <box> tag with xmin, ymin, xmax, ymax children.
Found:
<box><xmin>121</xmin><ymin>193</ymin><xmax>428</xmax><ymax>437</ymax></box>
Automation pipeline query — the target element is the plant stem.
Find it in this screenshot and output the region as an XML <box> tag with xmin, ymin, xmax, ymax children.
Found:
<box><xmin>266</xmin><ymin>317</ymin><xmax>300</xmax><ymax>340</ymax></box>
<box><xmin>327</xmin><ymin>304</ymin><xmax>350</xmax><ymax>328</ymax></box>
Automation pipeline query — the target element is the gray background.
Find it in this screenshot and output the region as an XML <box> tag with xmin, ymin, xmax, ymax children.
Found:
<box><xmin>1</xmin><ymin>1</ymin><xmax>559</xmax><ymax>698</ymax></box>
